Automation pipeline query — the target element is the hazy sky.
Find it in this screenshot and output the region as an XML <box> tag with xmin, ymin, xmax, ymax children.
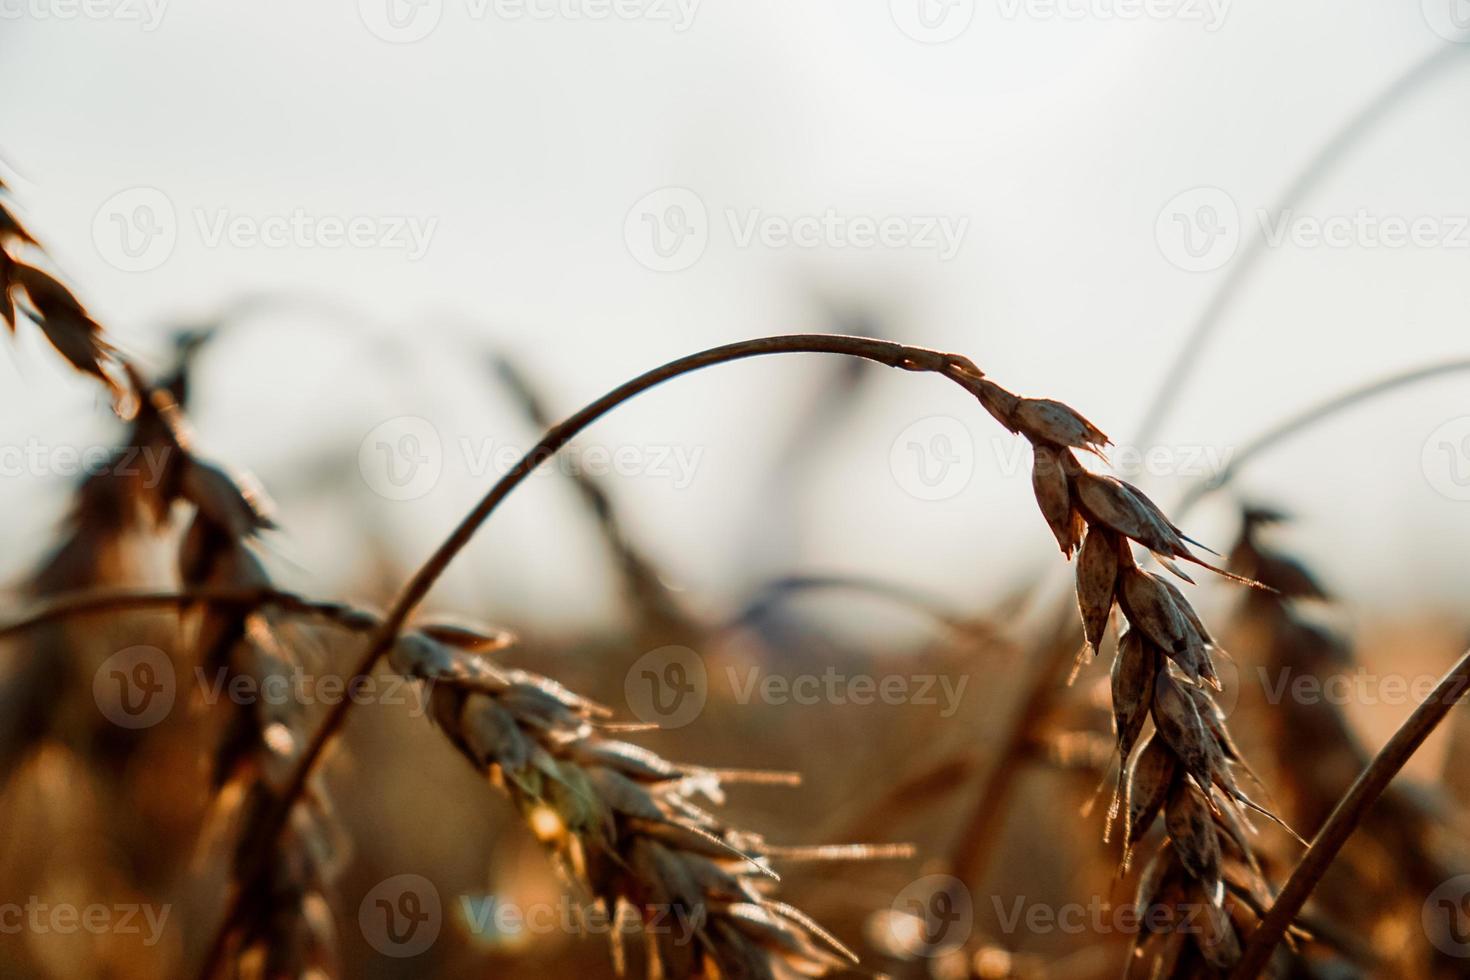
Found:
<box><xmin>1</xmin><ymin>2</ymin><xmax>1468</xmax><ymax>629</ymax></box>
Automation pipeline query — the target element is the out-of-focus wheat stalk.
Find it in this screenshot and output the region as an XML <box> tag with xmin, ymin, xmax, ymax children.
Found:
<box><xmin>1225</xmin><ymin>511</ymin><xmax>1469</xmax><ymax>977</ymax></box>
<box><xmin>0</xmin><ymin>587</ymin><xmax>381</xmax><ymax>641</ymax></box>
<box><xmin>0</xmin><ymin>180</ymin><xmax>345</xmax><ymax>978</ymax></box>
<box><xmin>119</xmin><ymin>373</ymin><xmax>348</xmax><ymax>979</ymax></box>
<box><xmin>1231</xmin><ymin>644</ymin><xmax>1470</xmax><ymax>977</ymax></box>
<box><xmin>0</xmin><ymin>176</ymin><xmax>128</xmax><ymax>408</ymax></box>
<box><xmin>1132</xmin><ymin>43</ymin><xmax>1468</xmax><ymax>448</ymax></box>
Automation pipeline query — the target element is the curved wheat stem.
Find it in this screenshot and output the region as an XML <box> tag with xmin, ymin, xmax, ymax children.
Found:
<box><xmin>196</xmin><ymin>334</ymin><xmax>982</xmax><ymax>977</ymax></box>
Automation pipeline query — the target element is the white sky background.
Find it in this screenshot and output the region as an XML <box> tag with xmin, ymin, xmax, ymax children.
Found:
<box><xmin>1</xmin><ymin>1</ymin><xmax>1468</xmax><ymax>635</ymax></box>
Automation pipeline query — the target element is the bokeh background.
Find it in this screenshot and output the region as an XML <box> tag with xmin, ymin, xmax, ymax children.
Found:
<box><xmin>2</xmin><ymin>3</ymin><xmax>1470</xmax><ymax>978</ymax></box>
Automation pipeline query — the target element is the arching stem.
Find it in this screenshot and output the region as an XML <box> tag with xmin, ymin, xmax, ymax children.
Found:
<box><xmin>195</xmin><ymin>333</ymin><xmax>984</xmax><ymax>978</ymax></box>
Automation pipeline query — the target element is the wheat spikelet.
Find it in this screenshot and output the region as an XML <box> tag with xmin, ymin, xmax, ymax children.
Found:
<box><xmin>952</xmin><ymin>373</ymin><xmax>1288</xmax><ymax>975</ymax></box>
<box><xmin>389</xmin><ymin>627</ymin><xmax>865</xmax><ymax>978</ymax></box>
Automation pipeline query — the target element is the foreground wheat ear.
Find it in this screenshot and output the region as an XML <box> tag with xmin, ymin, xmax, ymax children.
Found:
<box><xmin>968</xmin><ymin>371</ymin><xmax>1291</xmax><ymax>975</ymax></box>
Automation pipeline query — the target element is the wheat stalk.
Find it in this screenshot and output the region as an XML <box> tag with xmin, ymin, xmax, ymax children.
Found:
<box><xmin>1225</xmin><ymin>510</ymin><xmax>1466</xmax><ymax>976</ymax></box>
<box><xmin>1230</xmin><ymin>644</ymin><xmax>1470</xmax><ymax>977</ymax></box>
<box><xmin>1132</xmin><ymin>43</ymin><xmax>1466</xmax><ymax>448</ymax></box>
<box><xmin>0</xmin><ymin>180</ymin><xmax>344</xmax><ymax>978</ymax></box>
<box><xmin>120</xmin><ymin>375</ymin><xmax>347</xmax><ymax>978</ymax></box>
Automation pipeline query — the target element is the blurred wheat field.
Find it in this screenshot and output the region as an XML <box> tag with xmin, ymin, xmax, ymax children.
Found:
<box><xmin>5</xmin><ymin>9</ymin><xmax>1470</xmax><ymax>980</ymax></box>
